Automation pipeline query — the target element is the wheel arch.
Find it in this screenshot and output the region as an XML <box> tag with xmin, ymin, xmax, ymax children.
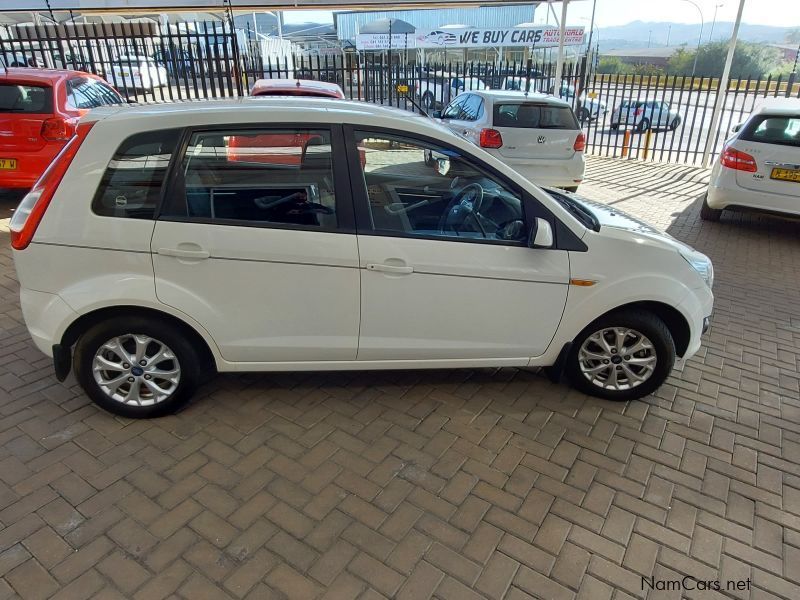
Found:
<box><xmin>588</xmin><ymin>300</ymin><xmax>691</xmax><ymax>357</ymax></box>
<box><xmin>61</xmin><ymin>305</ymin><xmax>217</xmax><ymax>372</ymax></box>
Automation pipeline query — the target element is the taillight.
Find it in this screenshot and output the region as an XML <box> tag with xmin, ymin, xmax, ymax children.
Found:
<box><xmin>41</xmin><ymin>117</ymin><xmax>76</xmax><ymax>142</ymax></box>
<box><xmin>10</xmin><ymin>122</ymin><xmax>94</xmax><ymax>250</ymax></box>
<box><xmin>719</xmin><ymin>146</ymin><xmax>757</xmax><ymax>172</ymax></box>
<box><xmin>479</xmin><ymin>128</ymin><xmax>503</xmax><ymax>149</ymax></box>
<box><xmin>573</xmin><ymin>132</ymin><xmax>586</xmax><ymax>152</ymax></box>
<box><xmin>634</xmin><ymin>107</ymin><xmax>644</xmax><ymax>116</ymax></box>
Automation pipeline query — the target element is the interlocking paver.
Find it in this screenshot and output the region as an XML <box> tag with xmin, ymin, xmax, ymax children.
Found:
<box><xmin>2</xmin><ymin>157</ymin><xmax>800</xmax><ymax>597</ymax></box>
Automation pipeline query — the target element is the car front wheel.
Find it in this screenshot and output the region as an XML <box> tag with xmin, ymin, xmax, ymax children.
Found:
<box><xmin>565</xmin><ymin>310</ymin><xmax>676</xmax><ymax>401</ymax></box>
<box><xmin>74</xmin><ymin>317</ymin><xmax>202</xmax><ymax>418</ymax></box>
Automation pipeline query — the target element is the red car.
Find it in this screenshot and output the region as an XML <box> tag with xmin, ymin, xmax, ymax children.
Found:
<box><xmin>228</xmin><ymin>79</ymin><xmax>346</xmax><ymax>166</ymax></box>
<box><xmin>250</xmin><ymin>78</ymin><xmax>345</xmax><ymax>98</ymax></box>
<box><xmin>0</xmin><ymin>68</ymin><xmax>123</xmax><ymax>190</ymax></box>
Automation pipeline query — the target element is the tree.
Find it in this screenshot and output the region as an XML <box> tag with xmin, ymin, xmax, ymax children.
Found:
<box><xmin>786</xmin><ymin>28</ymin><xmax>800</xmax><ymax>44</ymax></box>
<box><xmin>667</xmin><ymin>41</ymin><xmax>783</xmax><ymax>79</ymax></box>
<box><xmin>597</xmin><ymin>56</ymin><xmax>629</xmax><ymax>74</ymax></box>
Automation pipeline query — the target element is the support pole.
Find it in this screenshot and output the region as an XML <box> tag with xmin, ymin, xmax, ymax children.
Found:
<box><xmin>553</xmin><ymin>0</ymin><xmax>569</xmax><ymax>96</ymax></box>
<box><xmin>701</xmin><ymin>0</ymin><xmax>746</xmax><ymax>168</ymax></box>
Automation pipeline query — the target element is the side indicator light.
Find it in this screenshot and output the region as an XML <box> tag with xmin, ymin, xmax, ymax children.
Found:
<box><xmin>570</xmin><ymin>279</ymin><xmax>597</xmax><ymax>287</ymax></box>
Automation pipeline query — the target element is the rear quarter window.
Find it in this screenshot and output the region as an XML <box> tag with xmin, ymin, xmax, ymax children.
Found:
<box><xmin>493</xmin><ymin>103</ymin><xmax>578</xmax><ymax>129</ymax></box>
<box><xmin>0</xmin><ymin>84</ymin><xmax>53</xmax><ymax>113</ymax></box>
<box><xmin>92</xmin><ymin>129</ymin><xmax>180</xmax><ymax>219</ymax></box>
<box><xmin>740</xmin><ymin>115</ymin><xmax>800</xmax><ymax>148</ymax></box>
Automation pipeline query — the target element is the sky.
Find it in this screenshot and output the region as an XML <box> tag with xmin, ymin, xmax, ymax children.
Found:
<box><xmin>282</xmin><ymin>1</ymin><xmax>800</xmax><ymax>29</ymax></box>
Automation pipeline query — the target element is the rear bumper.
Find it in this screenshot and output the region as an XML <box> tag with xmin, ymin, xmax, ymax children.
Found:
<box><xmin>502</xmin><ymin>155</ymin><xmax>586</xmax><ymax>188</ymax></box>
<box><xmin>19</xmin><ymin>288</ymin><xmax>77</xmax><ymax>357</ymax></box>
<box><xmin>0</xmin><ymin>144</ymin><xmax>62</xmax><ymax>189</ymax></box>
<box><xmin>707</xmin><ymin>175</ymin><xmax>800</xmax><ymax>217</ymax></box>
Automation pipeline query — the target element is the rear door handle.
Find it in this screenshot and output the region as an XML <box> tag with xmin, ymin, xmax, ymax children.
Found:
<box><xmin>366</xmin><ymin>263</ymin><xmax>413</xmax><ymax>275</ymax></box>
<box><xmin>158</xmin><ymin>247</ymin><xmax>210</xmax><ymax>260</ymax></box>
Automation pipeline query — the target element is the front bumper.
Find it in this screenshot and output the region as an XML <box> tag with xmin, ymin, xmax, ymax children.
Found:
<box><xmin>677</xmin><ymin>285</ymin><xmax>714</xmax><ymax>361</ymax></box>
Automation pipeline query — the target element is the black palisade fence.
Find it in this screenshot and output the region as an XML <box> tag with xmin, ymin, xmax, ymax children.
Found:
<box><xmin>1</xmin><ymin>20</ymin><xmax>798</xmax><ymax>165</ymax></box>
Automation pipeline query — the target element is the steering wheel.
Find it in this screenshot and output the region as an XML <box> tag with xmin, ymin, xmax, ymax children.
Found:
<box><xmin>438</xmin><ymin>182</ymin><xmax>486</xmax><ymax>236</ymax></box>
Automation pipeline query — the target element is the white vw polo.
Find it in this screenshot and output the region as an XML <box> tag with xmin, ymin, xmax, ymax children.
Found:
<box><xmin>10</xmin><ymin>98</ymin><xmax>713</xmax><ymax>417</ymax></box>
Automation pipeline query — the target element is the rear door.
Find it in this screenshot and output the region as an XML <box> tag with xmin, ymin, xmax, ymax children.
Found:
<box><xmin>151</xmin><ymin>124</ymin><xmax>361</xmax><ymax>363</ymax></box>
<box><xmin>0</xmin><ymin>81</ymin><xmax>53</xmax><ymax>157</ymax></box>
<box><xmin>491</xmin><ymin>101</ymin><xmax>580</xmax><ymax>160</ymax></box>
<box><xmin>733</xmin><ymin>114</ymin><xmax>800</xmax><ymax>200</ymax></box>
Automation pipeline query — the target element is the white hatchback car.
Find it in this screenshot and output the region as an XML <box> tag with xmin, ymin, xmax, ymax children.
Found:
<box><xmin>10</xmin><ymin>98</ymin><xmax>713</xmax><ymax>418</ymax></box>
<box><xmin>436</xmin><ymin>90</ymin><xmax>586</xmax><ymax>191</ymax></box>
<box><xmin>702</xmin><ymin>98</ymin><xmax>800</xmax><ymax>221</ymax></box>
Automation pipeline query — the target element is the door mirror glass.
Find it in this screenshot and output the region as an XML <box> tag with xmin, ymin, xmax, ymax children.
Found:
<box><xmin>530</xmin><ymin>217</ymin><xmax>554</xmax><ymax>248</ymax></box>
<box><xmin>435</xmin><ymin>157</ymin><xmax>451</xmax><ymax>177</ymax></box>
<box><xmin>432</xmin><ymin>109</ymin><xmax>443</xmax><ymax>119</ymax></box>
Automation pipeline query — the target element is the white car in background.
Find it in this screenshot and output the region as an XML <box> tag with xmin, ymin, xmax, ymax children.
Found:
<box><xmin>702</xmin><ymin>98</ymin><xmax>800</xmax><ymax>221</ymax></box>
<box><xmin>108</xmin><ymin>56</ymin><xmax>168</xmax><ymax>90</ymax></box>
<box><xmin>435</xmin><ymin>90</ymin><xmax>586</xmax><ymax>190</ymax></box>
<box><xmin>417</xmin><ymin>72</ymin><xmax>487</xmax><ymax>110</ymax></box>
<box><xmin>611</xmin><ymin>98</ymin><xmax>681</xmax><ymax>132</ymax></box>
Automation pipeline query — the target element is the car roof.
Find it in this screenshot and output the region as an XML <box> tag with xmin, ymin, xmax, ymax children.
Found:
<box><xmin>467</xmin><ymin>89</ymin><xmax>571</xmax><ymax>107</ymax></box>
<box><xmin>0</xmin><ymin>67</ymin><xmax>97</xmax><ymax>85</ymax></box>
<box><xmin>250</xmin><ymin>79</ymin><xmax>345</xmax><ymax>98</ymax></box>
<box><xmin>752</xmin><ymin>97</ymin><xmax>800</xmax><ymax>116</ymax></box>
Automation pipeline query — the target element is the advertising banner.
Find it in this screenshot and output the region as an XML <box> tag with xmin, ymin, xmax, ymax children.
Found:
<box><xmin>356</xmin><ymin>26</ymin><xmax>585</xmax><ymax>51</ymax></box>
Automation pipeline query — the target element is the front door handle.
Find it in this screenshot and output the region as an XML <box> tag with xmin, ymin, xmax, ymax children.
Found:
<box><xmin>366</xmin><ymin>263</ymin><xmax>413</xmax><ymax>275</ymax></box>
<box><xmin>158</xmin><ymin>247</ymin><xmax>210</xmax><ymax>260</ymax></box>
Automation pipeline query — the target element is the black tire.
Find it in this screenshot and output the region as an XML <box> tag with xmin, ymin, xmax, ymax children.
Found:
<box><xmin>421</xmin><ymin>91</ymin><xmax>435</xmax><ymax>110</ymax></box>
<box><xmin>700</xmin><ymin>194</ymin><xmax>722</xmax><ymax>221</ymax></box>
<box><xmin>565</xmin><ymin>309</ymin><xmax>676</xmax><ymax>401</ymax></box>
<box><xmin>637</xmin><ymin>118</ymin><xmax>650</xmax><ymax>132</ymax></box>
<box><xmin>669</xmin><ymin>117</ymin><xmax>681</xmax><ymax>131</ymax></box>
<box><xmin>578</xmin><ymin>107</ymin><xmax>591</xmax><ymax>123</ymax></box>
<box><xmin>74</xmin><ymin>316</ymin><xmax>202</xmax><ymax>418</ymax></box>
<box><xmin>610</xmin><ymin>123</ymin><xmax>619</xmax><ymax>131</ymax></box>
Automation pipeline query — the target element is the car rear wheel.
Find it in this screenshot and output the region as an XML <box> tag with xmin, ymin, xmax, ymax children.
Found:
<box><xmin>610</xmin><ymin>123</ymin><xmax>619</xmax><ymax>131</ymax></box>
<box><xmin>421</xmin><ymin>91</ymin><xmax>435</xmax><ymax>110</ymax></box>
<box><xmin>669</xmin><ymin>117</ymin><xmax>681</xmax><ymax>131</ymax></box>
<box><xmin>565</xmin><ymin>310</ymin><xmax>676</xmax><ymax>401</ymax></box>
<box><xmin>637</xmin><ymin>118</ymin><xmax>650</xmax><ymax>132</ymax></box>
<box><xmin>74</xmin><ymin>317</ymin><xmax>202</xmax><ymax>418</ymax></box>
<box><xmin>700</xmin><ymin>194</ymin><xmax>722</xmax><ymax>221</ymax></box>
<box><xmin>578</xmin><ymin>107</ymin><xmax>591</xmax><ymax>123</ymax></box>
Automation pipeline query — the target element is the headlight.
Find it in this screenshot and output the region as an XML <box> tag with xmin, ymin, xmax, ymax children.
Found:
<box><xmin>680</xmin><ymin>250</ymin><xmax>714</xmax><ymax>289</ymax></box>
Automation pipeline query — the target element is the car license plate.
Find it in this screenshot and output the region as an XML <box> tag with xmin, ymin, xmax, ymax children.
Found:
<box><xmin>770</xmin><ymin>167</ymin><xmax>800</xmax><ymax>183</ymax></box>
<box><xmin>0</xmin><ymin>158</ymin><xmax>17</xmax><ymax>170</ymax></box>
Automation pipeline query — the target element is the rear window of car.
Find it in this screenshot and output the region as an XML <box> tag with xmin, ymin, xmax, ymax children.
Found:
<box><xmin>740</xmin><ymin>115</ymin><xmax>800</xmax><ymax>148</ymax></box>
<box><xmin>66</xmin><ymin>77</ymin><xmax>123</xmax><ymax>109</ymax></box>
<box><xmin>92</xmin><ymin>129</ymin><xmax>180</xmax><ymax>219</ymax></box>
<box><xmin>0</xmin><ymin>84</ymin><xmax>53</xmax><ymax>113</ymax></box>
<box><xmin>493</xmin><ymin>103</ymin><xmax>579</xmax><ymax>129</ymax></box>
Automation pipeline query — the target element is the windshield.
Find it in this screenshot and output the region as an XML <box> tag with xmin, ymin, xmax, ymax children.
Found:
<box><xmin>0</xmin><ymin>84</ymin><xmax>52</xmax><ymax>113</ymax></box>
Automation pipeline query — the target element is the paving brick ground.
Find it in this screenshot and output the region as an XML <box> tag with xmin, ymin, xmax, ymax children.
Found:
<box><xmin>1</xmin><ymin>156</ymin><xmax>799</xmax><ymax>599</ymax></box>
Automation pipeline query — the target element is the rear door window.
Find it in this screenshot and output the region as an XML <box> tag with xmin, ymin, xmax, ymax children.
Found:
<box><xmin>92</xmin><ymin>129</ymin><xmax>180</xmax><ymax>219</ymax></box>
<box><xmin>460</xmin><ymin>94</ymin><xmax>484</xmax><ymax>121</ymax></box>
<box><xmin>67</xmin><ymin>77</ymin><xmax>123</xmax><ymax>109</ymax></box>
<box><xmin>0</xmin><ymin>84</ymin><xmax>52</xmax><ymax>113</ymax></box>
<box><xmin>493</xmin><ymin>103</ymin><xmax>578</xmax><ymax>129</ymax></box>
<box><xmin>740</xmin><ymin>116</ymin><xmax>800</xmax><ymax>148</ymax></box>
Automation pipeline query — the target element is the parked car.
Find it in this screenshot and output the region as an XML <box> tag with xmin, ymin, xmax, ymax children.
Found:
<box><xmin>106</xmin><ymin>56</ymin><xmax>168</xmax><ymax>90</ymax></box>
<box><xmin>153</xmin><ymin>48</ymin><xmax>195</xmax><ymax>78</ymax></box>
<box><xmin>10</xmin><ymin>98</ymin><xmax>713</xmax><ymax>417</ymax></box>
<box><xmin>701</xmin><ymin>98</ymin><xmax>800</xmax><ymax>221</ymax></box>
<box><xmin>434</xmin><ymin>90</ymin><xmax>586</xmax><ymax>191</ymax></box>
<box><xmin>250</xmin><ymin>78</ymin><xmax>344</xmax><ymax>98</ymax></box>
<box><xmin>0</xmin><ymin>68</ymin><xmax>123</xmax><ymax>191</ymax></box>
<box><xmin>558</xmin><ymin>82</ymin><xmax>607</xmax><ymax>123</ymax></box>
<box><xmin>1</xmin><ymin>52</ymin><xmax>38</xmax><ymax>68</ymax></box>
<box><xmin>610</xmin><ymin>99</ymin><xmax>681</xmax><ymax>132</ymax></box>
<box><xmin>416</xmin><ymin>71</ymin><xmax>487</xmax><ymax>110</ymax></box>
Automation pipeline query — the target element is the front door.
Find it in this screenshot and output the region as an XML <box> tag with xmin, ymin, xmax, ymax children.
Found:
<box><xmin>151</xmin><ymin>125</ymin><xmax>360</xmax><ymax>363</ymax></box>
<box><xmin>347</xmin><ymin>128</ymin><xmax>570</xmax><ymax>361</ymax></box>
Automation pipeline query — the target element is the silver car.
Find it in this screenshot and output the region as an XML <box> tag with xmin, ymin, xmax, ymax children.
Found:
<box><xmin>611</xmin><ymin>99</ymin><xmax>681</xmax><ymax>132</ymax></box>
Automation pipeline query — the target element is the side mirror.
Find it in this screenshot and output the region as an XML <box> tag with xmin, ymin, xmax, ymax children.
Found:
<box><xmin>530</xmin><ymin>217</ymin><xmax>554</xmax><ymax>249</ymax></box>
<box><xmin>432</xmin><ymin>110</ymin><xmax>443</xmax><ymax>119</ymax></box>
<box><xmin>731</xmin><ymin>123</ymin><xmax>742</xmax><ymax>133</ymax></box>
<box><xmin>435</xmin><ymin>157</ymin><xmax>451</xmax><ymax>177</ymax></box>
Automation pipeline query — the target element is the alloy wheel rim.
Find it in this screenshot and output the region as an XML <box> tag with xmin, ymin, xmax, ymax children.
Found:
<box><xmin>578</xmin><ymin>327</ymin><xmax>657</xmax><ymax>391</ymax></box>
<box><xmin>92</xmin><ymin>334</ymin><xmax>181</xmax><ymax>406</ymax></box>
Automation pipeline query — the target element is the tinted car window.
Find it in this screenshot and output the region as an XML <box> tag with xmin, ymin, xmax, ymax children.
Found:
<box><xmin>741</xmin><ymin>116</ymin><xmax>800</xmax><ymax>148</ymax></box>
<box><xmin>164</xmin><ymin>129</ymin><xmax>338</xmax><ymax>229</ymax></box>
<box><xmin>442</xmin><ymin>96</ymin><xmax>465</xmax><ymax>119</ymax></box>
<box><xmin>0</xmin><ymin>84</ymin><xmax>52</xmax><ymax>113</ymax></box>
<box><xmin>493</xmin><ymin>103</ymin><xmax>579</xmax><ymax>129</ymax></box>
<box><xmin>93</xmin><ymin>129</ymin><xmax>180</xmax><ymax>219</ymax></box>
